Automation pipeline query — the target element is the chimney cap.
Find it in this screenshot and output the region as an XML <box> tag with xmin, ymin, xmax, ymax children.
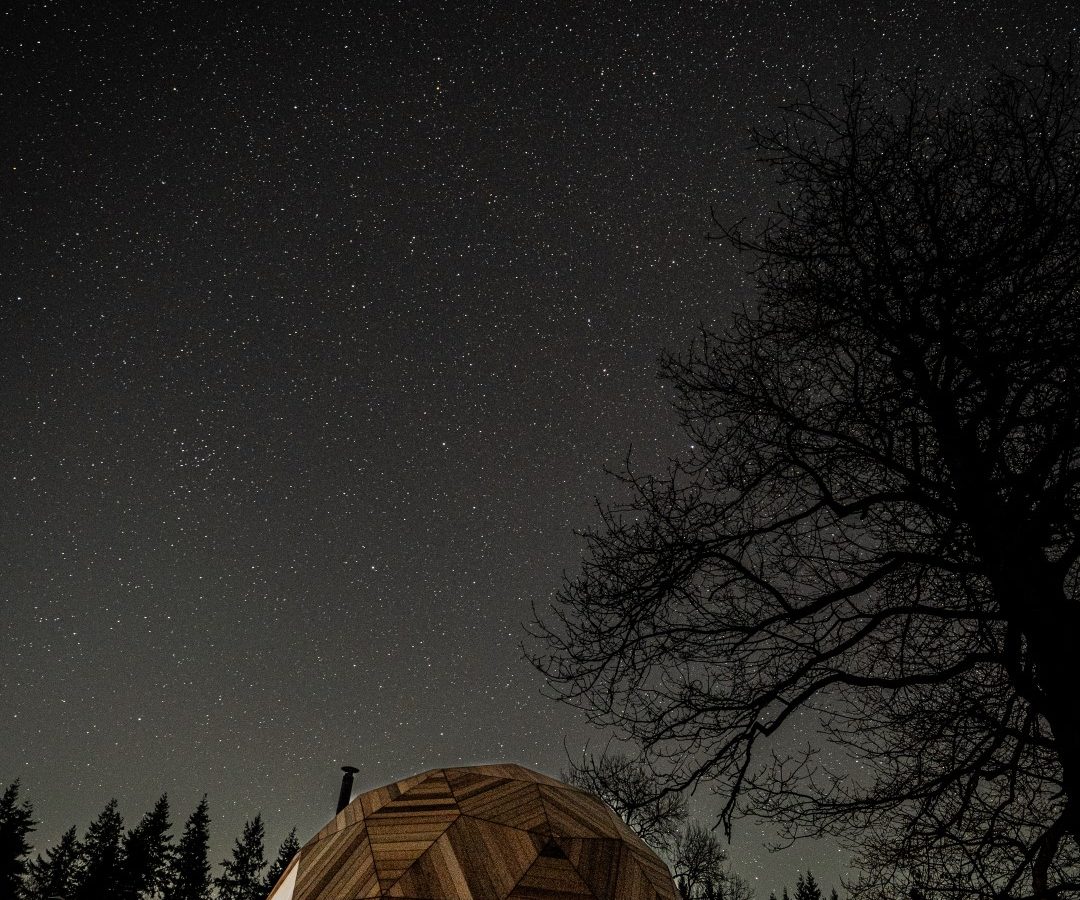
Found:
<box><xmin>341</xmin><ymin>765</ymin><xmax>359</xmax><ymax>774</ymax></box>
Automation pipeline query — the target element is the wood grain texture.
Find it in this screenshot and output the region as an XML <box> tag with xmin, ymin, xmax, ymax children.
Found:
<box><xmin>452</xmin><ymin>778</ymin><xmax>547</xmax><ymax>833</ymax></box>
<box><xmin>280</xmin><ymin>763</ymin><xmax>677</xmax><ymax>900</ymax></box>
<box><xmin>362</xmin><ymin>772</ymin><xmax>435</xmax><ymax>819</ymax></box>
<box><xmin>506</xmin><ymin>844</ymin><xmax>597</xmax><ymax>900</ymax></box>
<box><xmin>295</xmin><ymin>824</ymin><xmax>380</xmax><ymax>900</ymax></box>
<box><xmin>553</xmin><ymin>839</ymin><xmax>622</xmax><ymax>900</ymax></box>
<box><xmin>536</xmin><ymin>785</ymin><xmax>620</xmax><ymax>840</ymax></box>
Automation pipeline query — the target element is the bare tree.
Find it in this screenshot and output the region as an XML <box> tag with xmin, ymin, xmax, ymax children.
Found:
<box><xmin>564</xmin><ymin>750</ymin><xmax>688</xmax><ymax>853</ymax></box>
<box><xmin>531</xmin><ymin>53</ymin><xmax>1080</xmax><ymax>899</ymax></box>
<box><xmin>721</xmin><ymin>870</ymin><xmax>755</xmax><ymax>900</ymax></box>
<box><xmin>565</xmin><ymin>750</ymin><xmax>748</xmax><ymax>899</ymax></box>
<box><xmin>673</xmin><ymin>823</ymin><xmax>726</xmax><ymax>899</ymax></box>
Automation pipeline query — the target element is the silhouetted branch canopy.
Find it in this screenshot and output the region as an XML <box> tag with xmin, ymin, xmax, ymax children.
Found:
<box><xmin>530</xmin><ymin>51</ymin><xmax>1080</xmax><ymax>900</ymax></box>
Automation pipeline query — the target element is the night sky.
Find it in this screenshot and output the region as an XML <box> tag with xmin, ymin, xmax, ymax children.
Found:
<box><xmin>2</xmin><ymin>2</ymin><xmax>1073</xmax><ymax>894</ymax></box>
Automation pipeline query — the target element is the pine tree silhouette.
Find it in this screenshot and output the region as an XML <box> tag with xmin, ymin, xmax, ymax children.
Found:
<box><xmin>162</xmin><ymin>798</ymin><xmax>211</xmax><ymax>900</ymax></box>
<box><xmin>74</xmin><ymin>800</ymin><xmax>124</xmax><ymax>900</ymax></box>
<box><xmin>262</xmin><ymin>828</ymin><xmax>299</xmax><ymax>893</ymax></box>
<box><xmin>119</xmin><ymin>795</ymin><xmax>173</xmax><ymax>900</ymax></box>
<box><xmin>215</xmin><ymin>815</ymin><xmax>266</xmax><ymax>900</ymax></box>
<box><xmin>796</xmin><ymin>871</ymin><xmax>822</xmax><ymax>900</ymax></box>
<box><xmin>0</xmin><ymin>782</ymin><xmax>35</xmax><ymax>899</ymax></box>
<box><xmin>24</xmin><ymin>826</ymin><xmax>81</xmax><ymax>900</ymax></box>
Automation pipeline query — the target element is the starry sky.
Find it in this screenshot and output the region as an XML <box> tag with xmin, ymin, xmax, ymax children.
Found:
<box><xmin>1</xmin><ymin>1</ymin><xmax>1074</xmax><ymax>895</ymax></box>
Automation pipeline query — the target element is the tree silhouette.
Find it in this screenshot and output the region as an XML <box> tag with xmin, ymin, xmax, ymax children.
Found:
<box><xmin>24</xmin><ymin>826</ymin><xmax>80</xmax><ymax>900</ymax></box>
<box><xmin>74</xmin><ymin>800</ymin><xmax>124</xmax><ymax>900</ymax></box>
<box><xmin>796</xmin><ymin>871</ymin><xmax>823</xmax><ymax>900</ymax></box>
<box><xmin>720</xmin><ymin>872</ymin><xmax>755</xmax><ymax>900</ymax></box>
<box><xmin>564</xmin><ymin>749</ymin><xmax>750</xmax><ymax>899</ymax></box>
<box><xmin>162</xmin><ymin>798</ymin><xmax>211</xmax><ymax>900</ymax></box>
<box><xmin>531</xmin><ymin>53</ymin><xmax>1080</xmax><ymax>898</ymax></box>
<box><xmin>0</xmin><ymin>781</ymin><xmax>35</xmax><ymax>899</ymax></box>
<box><xmin>215</xmin><ymin>815</ymin><xmax>265</xmax><ymax>900</ymax></box>
<box><xmin>262</xmin><ymin>828</ymin><xmax>299</xmax><ymax>895</ymax></box>
<box><xmin>119</xmin><ymin>795</ymin><xmax>172</xmax><ymax>900</ymax></box>
<box><xmin>564</xmin><ymin>751</ymin><xmax>688</xmax><ymax>852</ymax></box>
<box><xmin>672</xmin><ymin>823</ymin><xmax>726</xmax><ymax>900</ymax></box>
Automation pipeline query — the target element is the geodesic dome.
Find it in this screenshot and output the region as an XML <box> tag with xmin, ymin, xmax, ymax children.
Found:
<box><xmin>266</xmin><ymin>763</ymin><xmax>678</xmax><ymax>900</ymax></box>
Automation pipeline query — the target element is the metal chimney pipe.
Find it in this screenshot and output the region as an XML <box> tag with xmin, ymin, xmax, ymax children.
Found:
<box><xmin>337</xmin><ymin>766</ymin><xmax>359</xmax><ymax>814</ymax></box>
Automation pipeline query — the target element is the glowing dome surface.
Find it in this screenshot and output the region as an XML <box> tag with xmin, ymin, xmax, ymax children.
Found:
<box><xmin>266</xmin><ymin>763</ymin><xmax>678</xmax><ymax>900</ymax></box>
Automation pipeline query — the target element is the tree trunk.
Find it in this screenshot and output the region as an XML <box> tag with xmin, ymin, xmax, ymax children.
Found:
<box><xmin>997</xmin><ymin>559</ymin><xmax>1080</xmax><ymax>849</ymax></box>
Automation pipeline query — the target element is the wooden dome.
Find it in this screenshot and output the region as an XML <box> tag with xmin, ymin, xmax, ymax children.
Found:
<box><xmin>266</xmin><ymin>763</ymin><xmax>678</xmax><ymax>900</ymax></box>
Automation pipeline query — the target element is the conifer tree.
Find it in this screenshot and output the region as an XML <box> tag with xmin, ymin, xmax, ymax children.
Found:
<box><xmin>795</xmin><ymin>871</ymin><xmax>823</xmax><ymax>900</ymax></box>
<box><xmin>0</xmin><ymin>781</ymin><xmax>35</xmax><ymax>899</ymax></box>
<box><xmin>119</xmin><ymin>795</ymin><xmax>172</xmax><ymax>900</ymax></box>
<box><xmin>215</xmin><ymin>816</ymin><xmax>265</xmax><ymax>900</ymax></box>
<box><xmin>24</xmin><ymin>825</ymin><xmax>82</xmax><ymax>900</ymax></box>
<box><xmin>163</xmin><ymin>798</ymin><xmax>211</xmax><ymax>900</ymax></box>
<box><xmin>262</xmin><ymin>828</ymin><xmax>299</xmax><ymax>894</ymax></box>
<box><xmin>74</xmin><ymin>800</ymin><xmax>124</xmax><ymax>900</ymax></box>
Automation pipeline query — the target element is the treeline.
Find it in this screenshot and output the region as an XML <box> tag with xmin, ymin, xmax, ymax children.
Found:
<box><xmin>3</xmin><ymin>778</ymin><xmax>852</xmax><ymax>900</ymax></box>
<box><xmin>1</xmin><ymin>781</ymin><xmax>298</xmax><ymax>900</ymax></box>
<box><xmin>767</xmin><ymin>872</ymin><xmax>839</xmax><ymax>900</ymax></box>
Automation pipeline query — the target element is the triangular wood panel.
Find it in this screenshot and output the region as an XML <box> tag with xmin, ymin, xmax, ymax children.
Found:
<box><xmin>365</xmin><ymin>769</ymin><xmax>444</xmax><ymax>816</ymax></box>
<box><xmin>553</xmin><ymin>838</ymin><xmax>623</xmax><ymax>900</ymax></box>
<box><xmin>625</xmin><ymin>845</ymin><xmax>679</xmax><ymax>900</ymax></box>
<box><xmin>447</xmin><ymin>817</ymin><xmax>540</xmax><ymax>899</ymax></box>
<box><xmin>386</xmin><ymin>816</ymin><xmax>539</xmax><ymax>900</ymax></box>
<box><xmin>367</xmin><ymin>814</ymin><xmax>458</xmax><ymax>889</ymax></box>
<box><xmin>611</xmin><ymin>846</ymin><xmax>670</xmax><ymax>900</ymax></box>
<box><xmin>444</xmin><ymin>770</ymin><xmax>502</xmax><ymax>802</ymax></box>
<box><xmin>506</xmin><ymin>841</ymin><xmax>598</xmax><ymax>900</ymax></box>
<box><xmin>453</xmin><ymin>765</ymin><xmax>562</xmax><ymax>788</ymax></box>
<box><xmin>453</xmin><ymin>778</ymin><xmax>548</xmax><ymax>833</ymax></box>
<box><xmin>386</xmin><ymin>812</ymin><xmax>544</xmax><ymax>898</ymax></box>
<box><xmin>370</xmin><ymin>772</ymin><xmax>455</xmax><ymax>817</ymax></box>
<box><xmin>537</xmin><ymin>785</ymin><xmax>620</xmax><ymax>839</ymax></box>
<box><xmin>361</xmin><ymin>771</ymin><xmax>435</xmax><ymax>819</ymax></box>
<box><xmin>295</xmin><ymin>823</ymin><xmax>380</xmax><ymax>900</ymax></box>
<box><xmin>385</xmin><ymin>831</ymin><xmax>473</xmax><ymax>899</ymax></box>
<box><xmin>369</xmin><ymin>772</ymin><xmax>462</xmax><ymax>887</ymax></box>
